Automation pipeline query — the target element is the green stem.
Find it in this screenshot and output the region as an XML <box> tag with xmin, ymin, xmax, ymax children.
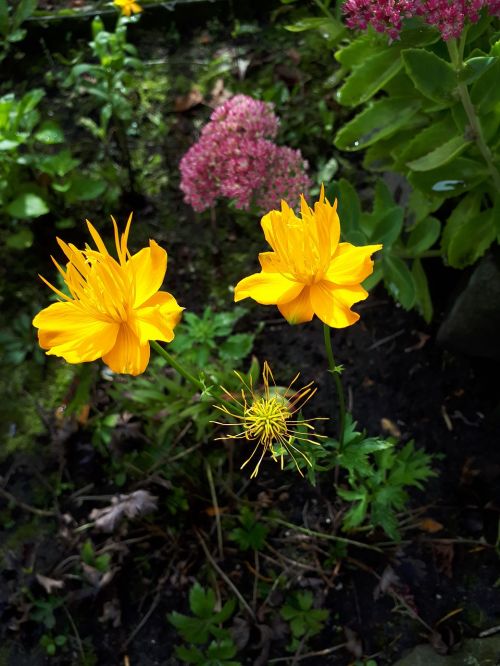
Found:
<box><xmin>150</xmin><ymin>341</ymin><xmax>238</xmax><ymax>414</ymax></box>
<box><xmin>150</xmin><ymin>340</ymin><xmax>204</xmax><ymax>391</ymax></box>
<box><xmin>447</xmin><ymin>39</ymin><xmax>500</xmax><ymax>194</ymax></box>
<box><xmin>323</xmin><ymin>323</ymin><xmax>346</xmax><ymax>450</ymax></box>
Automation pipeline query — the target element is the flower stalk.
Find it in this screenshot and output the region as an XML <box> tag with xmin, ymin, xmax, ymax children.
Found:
<box><xmin>323</xmin><ymin>323</ymin><xmax>346</xmax><ymax>450</ymax></box>
<box><xmin>447</xmin><ymin>37</ymin><xmax>500</xmax><ymax>194</ymax></box>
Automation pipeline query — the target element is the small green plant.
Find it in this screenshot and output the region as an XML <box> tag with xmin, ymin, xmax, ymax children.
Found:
<box><xmin>80</xmin><ymin>539</ymin><xmax>111</xmax><ymax>573</ymax></box>
<box><xmin>40</xmin><ymin>633</ymin><xmax>67</xmax><ymax>657</ymax></box>
<box><xmin>169</xmin><ymin>306</ymin><xmax>255</xmax><ymax>368</ymax></box>
<box><xmin>168</xmin><ymin>582</ymin><xmax>239</xmax><ymax>664</ymax></box>
<box><xmin>0</xmin><ymin>88</ymin><xmax>106</xmax><ymax>247</ymax></box>
<box><xmin>0</xmin><ymin>0</ymin><xmax>37</xmax><ymax>63</ymax></box>
<box><xmin>280</xmin><ymin>590</ymin><xmax>329</xmax><ymax>651</ymax></box>
<box><xmin>64</xmin><ymin>15</ymin><xmax>143</xmax><ymax>192</ymax></box>
<box><xmin>229</xmin><ymin>506</ymin><xmax>268</xmax><ymax>551</ymax></box>
<box><xmin>337</xmin><ymin>419</ymin><xmax>436</xmax><ymax>540</ymax></box>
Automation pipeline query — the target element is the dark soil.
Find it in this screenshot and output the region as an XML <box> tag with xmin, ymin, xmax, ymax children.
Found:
<box><xmin>1</xmin><ymin>6</ymin><xmax>500</xmax><ymax>666</ymax></box>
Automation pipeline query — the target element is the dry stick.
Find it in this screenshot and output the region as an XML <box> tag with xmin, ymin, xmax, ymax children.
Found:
<box><xmin>194</xmin><ymin>528</ymin><xmax>256</xmax><ymax>621</ymax></box>
<box><xmin>62</xmin><ymin>604</ymin><xmax>84</xmax><ymax>663</ymax></box>
<box><xmin>268</xmin><ymin>643</ymin><xmax>348</xmax><ymax>664</ymax></box>
<box><xmin>0</xmin><ymin>485</ymin><xmax>57</xmax><ymax>518</ymax></box>
<box><xmin>264</xmin><ymin>516</ymin><xmax>383</xmax><ymax>553</ymax></box>
<box><xmin>205</xmin><ymin>460</ymin><xmax>224</xmax><ymax>560</ymax></box>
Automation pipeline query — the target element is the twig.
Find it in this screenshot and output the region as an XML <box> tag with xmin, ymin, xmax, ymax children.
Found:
<box><xmin>62</xmin><ymin>604</ymin><xmax>84</xmax><ymax>663</ymax></box>
<box><xmin>0</xmin><ymin>486</ymin><xmax>56</xmax><ymax>518</ymax></box>
<box><xmin>368</xmin><ymin>329</ymin><xmax>405</xmax><ymax>351</ymax></box>
<box><xmin>205</xmin><ymin>461</ymin><xmax>224</xmax><ymax>560</ymax></box>
<box><xmin>194</xmin><ymin>528</ymin><xmax>255</xmax><ymax>621</ymax></box>
<box><xmin>268</xmin><ymin>643</ymin><xmax>347</xmax><ymax>663</ymax></box>
<box><xmin>264</xmin><ymin>517</ymin><xmax>383</xmax><ymax>553</ymax></box>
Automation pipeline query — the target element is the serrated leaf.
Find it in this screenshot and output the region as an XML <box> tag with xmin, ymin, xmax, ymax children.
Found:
<box><xmin>335</xmin><ymin>98</ymin><xmax>421</xmax><ymax>151</ymax></box>
<box><xmin>189</xmin><ymin>582</ymin><xmax>215</xmax><ymax>619</ymax></box>
<box><xmin>335</xmin><ymin>178</ymin><xmax>362</xmax><ymax>241</ymax></box>
<box><xmin>460</xmin><ymin>56</ymin><xmax>497</xmax><ymax>84</ymax></box>
<box><xmin>447</xmin><ymin>207</ymin><xmax>496</xmax><ymax>268</ymax></box>
<box><xmin>408</xmin><ymin>157</ymin><xmax>488</xmax><ymax>198</ymax></box>
<box><xmin>402</xmin><ymin>48</ymin><xmax>457</xmax><ymax>104</ymax></box>
<box><xmin>383</xmin><ymin>256</ymin><xmax>416</xmax><ymax>309</ymax></box>
<box><xmin>471</xmin><ymin>56</ymin><xmax>500</xmax><ymax>114</ymax></box>
<box><xmin>336</xmin><ymin>49</ymin><xmax>402</xmax><ymax>106</ymax></box>
<box><xmin>406</xmin><ymin>216</ymin><xmax>441</xmax><ymax>256</ymax></box>
<box><xmin>369</xmin><ymin>206</ymin><xmax>404</xmax><ymax>248</ymax></box>
<box><xmin>406</xmin><ymin>135</ymin><xmax>470</xmax><ymax>172</ymax></box>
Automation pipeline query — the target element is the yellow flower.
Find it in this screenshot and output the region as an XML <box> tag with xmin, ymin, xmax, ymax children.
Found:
<box><xmin>113</xmin><ymin>0</ymin><xmax>143</xmax><ymax>16</ymax></box>
<box><xmin>33</xmin><ymin>214</ymin><xmax>183</xmax><ymax>376</ymax></box>
<box><xmin>214</xmin><ymin>362</ymin><xmax>326</xmax><ymax>478</ymax></box>
<box><xmin>234</xmin><ymin>185</ymin><xmax>382</xmax><ymax>328</ymax></box>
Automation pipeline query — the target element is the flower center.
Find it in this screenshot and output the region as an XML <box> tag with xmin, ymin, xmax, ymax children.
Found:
<box><xmin>243</xmin><ymin>396</ymin><xmax>291</xmax><ymax>446</ymax></box>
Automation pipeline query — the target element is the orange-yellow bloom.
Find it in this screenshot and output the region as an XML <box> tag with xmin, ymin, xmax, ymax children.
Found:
<box><xmin>113</xmin><ymin>0</ymin><xmax>143</xmax><ymax>16</ymax></box>
<box><xmin>33</xmin><ymin>214</ymin><xmax>182</xmax><ymax>376</ymax></box>
<box><xmin>234</xmin><ymin>186</ymin><xmax>382</xmax><ymax>328</ymax></box>
<box><xmin>214</xmin><ymin>362</ymin><xmax>326</xmax><ymax>478</ymax></box>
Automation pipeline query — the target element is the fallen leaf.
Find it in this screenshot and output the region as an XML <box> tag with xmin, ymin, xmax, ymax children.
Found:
<box><xmin>89</xmin><ymin>490</ymin><xmax>157</xmax><ymax>533</ymax></box>
<box><xmin>380</xmin><ymin>417</ymin><xmax>401</xmax><ymax>438</ymax></box>
<box><xmin>419</xmin><ymin>518</ymin><xmax>444</xmax><ymax>533</ymax></box>
<box><xmin>36</xmin><ymin>574</ymin><xmax>64</xmax><ymax>594</ymax></box>
<box><xmin>404</xmin><ymin>331</ymin><xmax>430</xmax><ymax>352</ymax></box>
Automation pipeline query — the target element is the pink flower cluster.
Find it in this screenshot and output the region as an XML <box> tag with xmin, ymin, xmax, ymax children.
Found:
<box><xmin>343</xmin><ymin>0</ymin><xmax>500</xmax><ymax>41</ymax></box>
<box><xmin>179</xmin><ymin>95</ymin><xmax>311</xmax><ymax>213</ymax></box>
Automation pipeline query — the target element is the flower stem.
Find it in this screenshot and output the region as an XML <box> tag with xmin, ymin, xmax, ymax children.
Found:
<box><xmin>150</xmin><ymin>340</ymin><xmax>239</xmax><ymax>414</ymax></box>
<box><xmin>323</xmin><ymin>323</ymin><xmax>346</xmax><ymax>450</ymax></box>
<box><xmin>150</xmin><ymin>340</ymin><xmax>204</xmax><ymax>391</ymax></box>
<box><xmin>447</xmin><ymin>38</ymin><xmax>500</xmax><ymax>194</ymax></box>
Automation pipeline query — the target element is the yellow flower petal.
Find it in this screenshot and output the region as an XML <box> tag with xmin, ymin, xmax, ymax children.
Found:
<box><xmin>34</xmin><ymin>302</ymin><xmax>119</xmax><ymax>362</ymax></box>
<box><xmin>325</xmin><ymin>242</ymin><xmax>383</xmax><ymax>285</ymax></box>
<box><xmin>278</xmin><ymin>287</ymin><xmax>314</xmax><ymax>324</ymax></box>
<box><xmin>132</xmin><ymin>292</ymin><xmax>183</xmax><ymax>344</ymax></box>
<box><xmin>126</xmin><ymin>240</ymin><xmax>167</xmax><ymax>308</ymax></box>
<box><xmin>234</xmin><ymin>272</ymin><xmax>303</xmax><ymax>305</ymax></box>
<box><xmin>102</xmin><ymin>325</ymin><xmax>150</xmax><ymax>376</ymax></box>
<box><xmin>258</xmin><ymin>251</ymin><xmax>288</xmax><ymax>273</ymax></box>
<box><xmin>310</xmin><ymin>282</ymin><xmax>368</xmax><ymax>328</ymax></box>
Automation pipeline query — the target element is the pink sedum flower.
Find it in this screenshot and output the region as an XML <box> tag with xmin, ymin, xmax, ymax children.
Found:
<box><xmin>179</xmin><ymin>95</ymin><xmax>311</xmax><ymax>214</ymax></box>
<box><xmin>343</xmin><ymin>0</ymin><xmax>498</xmax><ymax>41</ymax></box>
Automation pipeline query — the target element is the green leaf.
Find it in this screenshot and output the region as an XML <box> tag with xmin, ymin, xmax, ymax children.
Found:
<box><xmin>65</xmin><ymin>174</ymin><xmax>107</xmax><ymax>202</ymax></box>
<box><xmin>334</xmin><ymin>98</ymin><xmax>421</xmax><ymax>151</ymax></box>
<box><xmin>383</xmin><ymin>256</ymin><xmax>416</xmax><ymax>309</ymax></box>
<box><xmin>336</xmin><ymin>49</ymin><xmax>402</xmax><ymax>106</ymax></box>
<box><xmin>285</xmin><ymin>16</ymin><xmax>344</xmax><ymax>41</ymax></box>
<box><xmin>406</xmin><ymin>135</ymin><xmax>470</xmax><ymax>172</ymax></box>
<box><xmin>335</xmin><ymin>178</ymin><xmax>362</xmax><ymax>241</ymax></box>
<box><xmin>13</xmin><ymin>0</ymin><xmax>37</xmax><ymax>28</ymax></box>
<box><xmin>189</xmin><ymin>582</ymin><xmax>215</xmax><ymax>619</ymax></box>
<box><xmin>402</xmin><ymin>48</ymin><xmax>457</xmax><ymax>103</ymax></box>
<box><xmin>408</xmin><ymin>157</ymin><xmax>488</xmax><ymax>198</ymax></box>
<box><xmin>369</xmin><ymin>206</ymin><xmax>404</xmax><ymax>248</ymax></box>
<box><xmin>406</xmin><ymin>216</ymin><xmax>441</xmax><ymax>256</ymax></box>
<box><xmin>441</xmin><ymin>192</ymin><xmax>481</xmax><ymax>254</ymax></box>
<box><xmin>219</xmin><ymin>333</ymin><xmax>253</xmax><ymax>362</ymax></box>
<box><xmin>5</xmin><ymin>227</ymin><xmax>34</xmax><ymax>249</ymax></box>
<box><xmin>34</xmin><ymin>120</ymin><xmax>64</xmax><ymax>144</ymax></box>
<box><xmin>459</xmin><ymin>56</ymin><xmax>497</xmax><ymax>84</ymax></box>
<box><xmin>0</xmin><ymin>0</ymin><xmax>8</xmax><ymax>36</ymax></box>
<box><xmin>6</xmin><ymin>192</ymin><xmax>49</xmax><ymax>218</ymax></box>
<box><xmin>447</xmin><ymin>207</ymin><xmax>496</xmax><ymax>268</ymax></box>
<box><xmin>470</xmin><ymin>57</ymin><xmax>500</xmax><ymax>114</ymax></box>
<box><xmin>412</xmin><ymin>258</ymin><xmax>433</xmax><ymax>323</ymax></box>
<box><xmin>335</xmin><ymin>34</ymin><xmax>377</xmax><ymax>67</ymax></box>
